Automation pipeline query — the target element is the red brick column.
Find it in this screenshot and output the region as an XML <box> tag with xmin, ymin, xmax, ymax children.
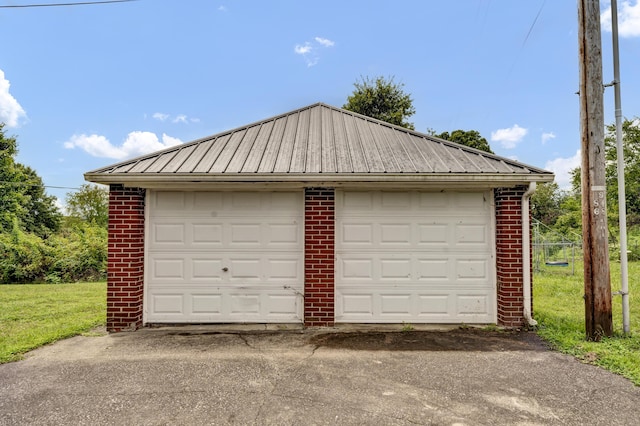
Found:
<box><xmin>107</xmin><ymin>185</ymin><xmax>145</xmax><ymax>332</ymax></box>
<box><xmin>494</xmin><ymin>186</ymin><xmax>530</xmax><ymax>327</ymax></box>
<box><xmin>304</xmin><ymin>188</ymin><xmax>335</xmax><ymax>327</ymax></box>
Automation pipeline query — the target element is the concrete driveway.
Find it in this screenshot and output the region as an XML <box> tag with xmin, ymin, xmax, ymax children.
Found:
<box><xmin>1</xmin><ymin>326</ymin><xmax>638</xmax><ymax>425</ymax></box>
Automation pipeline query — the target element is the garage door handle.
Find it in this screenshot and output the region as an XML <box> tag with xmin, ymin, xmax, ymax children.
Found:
<box><xmin>222</xmin><ymin>267</ymin><xmax>229</xmax><ymax>272</ymax></box>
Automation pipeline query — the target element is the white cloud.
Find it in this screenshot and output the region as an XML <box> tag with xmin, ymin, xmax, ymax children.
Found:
<box><xmin>491</xmin><ymin>124</ymin><xmax>528</xmax><ymax>149</ymax></box>
<box><xmin>542</xmin><ymin>132</ymin><xmax>556</xmax><ymax>144</ymax></box>
<box><xmin>173</xmin><ymin>114</ymin><xmax>188</xmax><ymax>124</ymax></box>
<box><xmin>0</xmin><ymin>69</ymin><xmax>27</xmax><ymax>128</ymax></box>
<box><xmin>315</xmin><ymin>37</ymin><xmax>335</xmax><ymax>47</ymax></box>
<box><xmin>601</xmin><ymin>1</ymin><xmax>640</xmax><ymax>37</ymax></box>
<box><xmin>218</xmin><ymin>5</ymin><xmax>227</xmax><ymax>12</ymax></box>
<box><xmin>545</xmin><ymin>149</ymin><xmax>581</xmax><ymax>189</ymax></box>
<box><xmin>294</xmin><ymin>43</ymin><xmax>312</xmax><ymax>55</ymax></box>
<box><xmin>152</xmin><ymin>112</ymin><xmax>198</xmax><ymax>124</ymax></box>
<box><xmin>64</xmin><ymin>131</ymin><xmax>183</xmax><ymax>160</ymax></box>
<box><xmin>294</xmin><ymin>36</ymin><xmax>335</xmax><ymax>67</ymax></box>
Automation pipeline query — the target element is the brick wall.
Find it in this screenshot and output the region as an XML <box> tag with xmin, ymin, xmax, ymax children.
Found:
<box><xmin>494</xmin><ymin>186</ymin><xmax>530</xmax><ymax>327</ymax></box>
<box><xmin>107</xmin><ymin>185</ymin><xmax>146</xmax><ymax>332</ymax></box>
<box><xmin>304</xmin><ymin>188</ymin><xmax>335</xmax><ymax>327</ymax></box>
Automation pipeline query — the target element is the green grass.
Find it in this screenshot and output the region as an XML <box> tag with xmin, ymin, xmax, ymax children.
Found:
<box><xmin>534</xmin><ymin>260</ymin><xmax>640</xmax><ymax>385</ymax></box>
<box><xmin>0</xmin><ymin>282</ymin><xmax>106</xmax><ymax>363</ymax></box>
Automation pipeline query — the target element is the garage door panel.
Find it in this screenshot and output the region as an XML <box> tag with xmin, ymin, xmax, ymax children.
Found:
<box><xmin>337</xmin><ymin>190</ymin><xmax>495</xmax><ymax>324</ymax></box>
<box><xmin>380</xmin><ymin>191</ymin><xmax>411</xmax><ymax>208</ymax></box>
<box><xmin>192</xmin><ymin>294</ymin><xmax>222</xmax><ymax>314</ymax></box>
<box><xmin>151</xmin><ymin>294</ymin><xmax>184</xmax><ymax>314</ymax></box>
<box><xmin>417</xmin><ymin>259</ymin><xmax>451</xmax><ymax>281</ymax></box>
<box><xmin>192</xmin><ymin>224</ymin><xmax>223</xmax><ymax>245</ymax></box>
<box><xmin>457</xmin><ymin>295</ymin><xmax>488</xmax><ymax>315</ymax></box>
<box><xmin>342</xmin><ymin>191</ymin><xmax>374</xmax><ymax>209</ymax></box>
<box><xmin>228</xmin><ymin>258</ymin><xmax>261</xmax><ymax>280</ymax></box>
<box><xmin>455</xmin><ymin>223</ymin><xmax>489</xmax><ymax>246</ymax></box>
<box><xmin>336</xmin><ymin>289</ymin><xmax>494</xmax><ymax>323</ymax></box>
<box><xmin>455</xmin><ymin>259</ymin><xmax>488</xmax><ymax>281</ymax></box>
<box><xmin>380</xmin><ymin>224</ymin><xmax>412</xmax><ymax>245</ymax></box>
<box><xmin>339</xmin><ymin>253</ymin><xmax>490</xmax><ymax>286</ymax></box>
<box><xmin>268</xmin><ymin>223</ymin><xmax>299</xmax><ymax>245</ymax></box>
<box><xmin>341</xmin><ymin>294</ymin><xmax>374</xmax><ymax>316</ymax></box>
<box><xmin>192</xmin><ymin>259</ymin><xmax>223</xmax><ymax>280</ymax></box>
<box><xmin>380</xmin><ymin>294</ymin><xmax>412</xmax><ymax>315</ymax></box>
<box><xmin>193</xmin><ymin>192</ymin><xmax>224</xmax><ymax>209</ymax></box>
<box><xmin>454</xmin><ymin>192</ymin><xmax>487</xmax><ymax>209</ymax></box>
<box><xmin>380</xmin><ymin>258</ymin><xmax>412</xmax><ymax>280</ymax></box>
<box><xmin>341</xmin><ymin>223</ymin><xmax>374</xmax><ymax>245</ymax></box>
<box><xmin>152</xmin><ymin>258</ymin><xmax>185</xmax><ymax>280</ymax></box>
<box><xmin>153</xmin><ymin>223</ymin><xmax>186</xmax><ymax>245</ymax></box>
<box><xmin>417</xmin><ymin>295</ymin><xmax>450</xmax><ymax>315</ymax></box>
<box><xmin>154</xmin><ymin>191</ymin><xmax>186</xmax><ymax>209</ymax></box>
<box><xmin>147</xmin><ymin>287</ymin><xmax>302</xmax><ymax>322</ymax></box>
<box><xmin>230</xmin><ymin>223</ymin><xmax>262</xmax><ymax>245</ymax></box>
<box><xmin>418</xmin><ymin>192</ymin><xmax>449</xmax><ymax>209</ymax></box>
<box><xmin>147</xmin><ymin>191</ymin><xmax>303</xmax><ymax>323</ymax></box>
<box><xmin>418</xmin><ymin>224</ymin><xmax>449</xmax><ymax>245</ymax></box>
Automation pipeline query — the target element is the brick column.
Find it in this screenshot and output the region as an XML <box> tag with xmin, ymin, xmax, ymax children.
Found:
<box><xmin>304</xmin><ymin>188</ymin><xmax>335</xmax><ymax>327</ymax></box>
<box><xmin>494</xmin><ymin>186</ymin><xmax>530</xmax><ymax>327</ymax></box>
<box><xmin>107</xmin><ymin>185</ymin><xmax>145</xmax><ymax>332</ymax></box>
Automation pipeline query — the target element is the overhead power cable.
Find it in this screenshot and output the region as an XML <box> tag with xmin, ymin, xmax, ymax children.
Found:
<box><xmin>0</xmin><ymin>181</ymin><xmax>81</xmax><ymax>190</ymax></box>
<box><xmin>0</xmin><ymin>0</ymin><xmax>136</xmax><ymax>8</ymax></box>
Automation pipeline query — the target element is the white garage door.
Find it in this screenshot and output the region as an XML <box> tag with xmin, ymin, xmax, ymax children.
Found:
<box><xmin>336</xmin><ymin>191</ymin><xmax>495</xmax><ymax>323</ymax></box>
<box><xmin>146</xmin><ymin>191</ymin><xmax>303</xmax><ymax>323</ymax></box>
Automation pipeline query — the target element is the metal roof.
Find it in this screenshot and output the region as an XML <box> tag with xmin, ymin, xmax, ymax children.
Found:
<box><xmin>85</xmin><ymin>103</ymin><xmax>554</xmax><ymax>187</ymax></box>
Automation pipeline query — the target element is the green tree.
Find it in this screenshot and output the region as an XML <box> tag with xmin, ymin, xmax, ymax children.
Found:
<box><xmin>531</xmin><ymin>182</ymin><xmax>567</xmax><ymax>227</ymax></box>
<box><xmin>0</xmin><ymin>123</ymin><xmax>61</xmax><ymax>236</ymax></box>
<box><xmin>604</xmin><ymin>118</ymin><xmax>640</xmax><ymax>225</ymax></box>
<box><xmin>433</xmin><ymin>129</ymin><xmax>494</xmax><ymax>154</ymax></box>
<box><xmin>571</xmin><ymin>117</ymin><xmax>640</xmax><ymax>226</ymax></box>
<box><xmin>16</xmin><ymin>164</ymin><xmax>62</xmax><ymax>236</ymax></box>
<box><xmin>343</xmin><ymin>76</ymin><xmax>416</xmax><ymax>129</ymax></box>
<box><xmin>65</xmin><ymin>184</ymin><xmax>109</xmax><ymax>228</ymax></box>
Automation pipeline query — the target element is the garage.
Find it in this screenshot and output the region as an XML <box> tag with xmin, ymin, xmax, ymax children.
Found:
<box><xmin>146</xmin><ymin>191</ymin><xmax>304</xmax><ymax>323</ymax></box>
<box><xmin>86</xmin><ymin>102</ymin><xmax>554</xmax><ymax>332</ymax></box>
<box><xmin>336</xmin><ymin>190</ymin><xmax>494</xmax><ymax>323</ymax></box>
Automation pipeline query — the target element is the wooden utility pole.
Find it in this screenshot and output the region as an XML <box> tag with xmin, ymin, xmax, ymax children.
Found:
<box><xmin>578</xmin><ymin>0</ymin><xmax>613</xmax><ymax>341</ymax></box>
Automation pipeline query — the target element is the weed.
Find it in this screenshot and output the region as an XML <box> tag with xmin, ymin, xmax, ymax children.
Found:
<box><xmin>401</xmin><ymin>322</ymin><xmax>414</xmax><ymax>332</ymax></box>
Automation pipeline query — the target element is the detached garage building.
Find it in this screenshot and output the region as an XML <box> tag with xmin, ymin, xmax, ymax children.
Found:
<box><xmin>85</xmin><ymin>103</ymin><xmax>554</xmax><ymax>332</ymax></box>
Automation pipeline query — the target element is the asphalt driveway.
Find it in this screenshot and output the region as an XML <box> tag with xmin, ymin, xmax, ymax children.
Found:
<box><xmin>1</xmin><ymin>326</ymin><xmax>639</xmax><ymax>425</ymax></box>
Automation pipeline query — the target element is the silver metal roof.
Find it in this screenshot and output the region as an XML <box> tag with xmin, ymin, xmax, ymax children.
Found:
<box><xmin>85</xmin><ymin>103</ymin><xmax>554</xmax><ymax>187</ymax></box>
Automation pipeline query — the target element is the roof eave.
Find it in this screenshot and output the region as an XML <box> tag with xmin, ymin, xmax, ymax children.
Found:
<box><xmin>85</xmin><ymin>172</ymin><xmax>555</xmax><ymax>189</ymax></box>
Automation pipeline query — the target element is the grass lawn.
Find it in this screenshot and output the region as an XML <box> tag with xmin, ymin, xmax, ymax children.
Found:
<box><xmin>534</xmin><ymin>260</ymin><xmax>640</xmax><ymax>385</ymax></box>
<box><xmin>0</xmin><ymin>282</ymin><xmax>106</xmax><ymax>363</ymax></box>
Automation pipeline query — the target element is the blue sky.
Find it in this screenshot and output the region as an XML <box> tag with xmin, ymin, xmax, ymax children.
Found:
<box><xmin>1</xmin><ymin>0</ymin><xmax>640</xmax><ymax>206</ymax></box>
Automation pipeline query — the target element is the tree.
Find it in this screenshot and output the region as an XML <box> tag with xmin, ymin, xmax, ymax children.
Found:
<box><xmin>571</xmin><ymin>117</ymin><xmax>640</xmax><ymax>226</ymax></box>
<box><xmin>531</xmin><ymin>182</ymin><xmax>566</xmax><ymax>226</ymax></box>
<box><xmin>433</xmin><ymin>129</ymin><xmax>494</xmax><ymax>154</ymax></box>
<box><xmin>604</xmin><ymin>118</ymin><xmax>640</xmax><ymax>225</ymax></box>
<box><xmin>65</xmin><ymin>184</ymin><xmax>109</xmax><ymax>228</ymax></box>
<box><xmin>16</xmin><ymin>164</ymin><xmax>62</xmax><ymax>236</ymax></box>
<box><xmin>0</xmin><ymin>123</ymin><xmax>61</xmax><ymax>236</ymax></box>
<box><xmin>343</xmin><ymin>76</ymin><xmax>416</xmax><ymax>129</ymax></box>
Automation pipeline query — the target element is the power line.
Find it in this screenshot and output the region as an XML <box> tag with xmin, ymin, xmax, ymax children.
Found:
<box><xmin>521</xmin><ymin>0</ymin><xmax>547</xmax><ymax>49</ymax></box>
<box><xmin>0</xmin><ymin>181</ymin><xmax>81</xmax><ymax>190</ymax></box>
<box><xmin>0</xmin><ymin>0</ymin><xmax>136</xmax><ymax>8</ymax></box>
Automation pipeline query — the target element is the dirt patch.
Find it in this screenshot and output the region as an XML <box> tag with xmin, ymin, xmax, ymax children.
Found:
<box><xmin>309</xmin><ymin>328</ymin><xmax>548</xmax><ymax>352</ymax></box>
